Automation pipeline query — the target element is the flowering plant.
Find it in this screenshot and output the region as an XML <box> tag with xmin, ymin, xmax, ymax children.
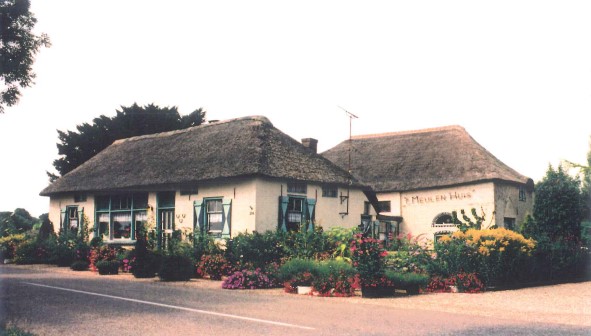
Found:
<box><xmin>426</xmin><ymin>272</ymin><xmax>484</xmax><ymax>293</ymax></box>
<box><xmin>198</xmin><ymin>254</ymin><xmax>230</xmax><ymax>280</ymax></box>
<box><xmin>89</xmin><ymin>246</ymin><xmax>118</xmax><ymax>272</ymax></box>
<box><xmin>350</xmin><ymin>234</ymin><xmax>388</xmax><ymax>286</ymax></box>
<box><xmin>222</xmin><ymin>268</ymin><xmax>275</xmax><ymax>289</ymax></box>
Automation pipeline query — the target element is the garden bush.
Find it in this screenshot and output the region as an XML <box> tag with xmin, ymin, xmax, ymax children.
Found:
<box><xmin>159</xmin><ymin>254</ymin><xmax>194</xmax><ymax>281</ymax></box>
<box><xmin>222</xmin><ymin>269</ymin><xmax>277</xmax><ymax>289</ymax></box>
<box><xmin>279</xmin><ymin>258</ymin><xmax>318</xmax><ymax>289</ymax></box>
<box><xmin>0</xmin><ymin>234</ymin><xmax>27</xmax><ymax>261</ymax></box>
<box><xmin>426</xmin><ymin>273</ymin><xmax>485</xmax><ymax>293</ymax></box>
<box><xmin>384</xmin><ymin>270</ymin><xmax>429</xmax><ymax>293</ymax></box>
<box><xmin>279</xmin><ymin>226</ymin><xmax>332</xmax><ymax>260</ymax></box>
<box><xmin>311</xmin><ymin>259</ymin><xmax>357</xmax><ymax>297</ymax></box>
<box><xmin>197</xmin><ymin>254</ymin><xmax>230</xmax><ymax>280</ymax></box>
<box><xmin>96</xmin><ymin>260</ymin><xmax>120</xmax><ymax>275</ymax></box>
<box><xmin>432</xmin><ymin>228</ymin><xmax>536</xmax><ymax>286</ymax></box>
<box><xmin>350</xmin><ymin>234</ymin><xmax>388</xmax><ymax>287</ymax></box>
<box><xmin>325</xmin><ymin>227</ymin><xmax>358</xmax><ymax>262</ymax></box>
<box><xmin>70</xmin><ymin>260</ymin><xmax>89</xmax><ymax>271</ymax></box>
<box><xmin>13</xmin><ymin>238</ymin><xmax>52</xmax><ymax>264</ymax></box>
<box><xmin>89</xmin><ymin>245</ymin><xmax>118</xmax><ymax>272</ymax></box>
<box><xmin>225</xmin><ymin>231</ymin><xmax>285</xmax><ymax>270</ymax></box>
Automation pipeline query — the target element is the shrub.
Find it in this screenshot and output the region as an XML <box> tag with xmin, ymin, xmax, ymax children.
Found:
<box><xmin>325</xmin><ymin>227</ymin><xmax>358</xmax><ymax>262</ymax></box>
<box><xmin>279</xmin><ymin>258</ymin><xmax>318</xmax><ymax>287</ymax></box>
<box><xmin>89</xmin><ymin>246</ymin><xmax>118</xmax><ymax>272</ymax></box>
<box><xmin>197</xmin><ymin>254</ymin><xmax>229</xmax><ymax>280</ymax></box>
<box><xmin>0</xmin><ymin>234</ymin><xmax>27</xmax><ymax>261</ymax></box>
<box><xmin>70</xmin><ymin>260</ymin><xmax>89</xmax><ymax>271</ymax></box>
<box><xmin>350</xmin><ymin>234</ymin><xmax>388</xmax><ymax>286</ymax></box>
<box><xmin>222</xmin><ymin>269</ymin><xmax>276</xmax><ymax>289</ymax></box>
<box><xmin>159</xmin><ymin>254</ymin><xmax>194</xmax><ymax>281</ymax></box>
<box><xmin>279</xmin><ymin>226</ymin><xmax>332</xmax><ymax>260</ymax></box>
<box><xmin>96</xmin><ymin>260</ymin><xmax>120</xmax><ymax>275</ymax></box>
<box><xmin>225</xmin><ymin>231</ymin><xmax>285</xmax><ymax>270</ymax></box>
<box><xmin>311</xmin><ymin>260</ymin><xmax>357</xmax><ymax>297</ymax></box>
<box><xmin>385</xmin><ymin>270</ymin><xmax>429</xmax><ymax>290</ymax></box>
<box><xmin>432</xmin><ymin>228</ymin><xmax>535</xmax><ymax>286</ymax></box>
<box><xmin>426</xmin><ymin>273</ymin><xmax>485</xmax><ymax>293</ymax></box>
<box><xmin>13</xmin><ymin>238</ymin><xmax>52</xmax><ymax>264</ymax></box>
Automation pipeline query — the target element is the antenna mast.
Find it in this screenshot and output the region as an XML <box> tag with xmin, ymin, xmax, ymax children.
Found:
<box><xmin>338</xmin><ymin>106</ymin><xmax>358</xmax><ymax>217</ymax></box>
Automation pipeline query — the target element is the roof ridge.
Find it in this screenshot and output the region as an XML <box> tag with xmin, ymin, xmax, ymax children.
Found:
<box><xmin>352</xmin><ymin>125</ymin><xmax>465</xmax><ymax>140</ymax></box>
<box><xmin>112</xmin><ymin>115</ymin><xmax>271</xmax><ymax>145</ymax></box>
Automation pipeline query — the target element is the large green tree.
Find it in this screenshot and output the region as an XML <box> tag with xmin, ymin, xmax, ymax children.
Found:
<box><xmin>0</xmin><ymin>0</ymin><xmax>50</xmax><ymax>113</ymax></box>
<box><xmin>49</xmin><ymin>103</ymin><xmax>206</xmax><ymax>180</ymax></box>
<box><xmin>0</xmin><ymin>208</ymin><xmax>39</xmax><ymax>236</ymax></box>
<box><xmin>526</xmin><ymin>165</ymin><xmax>583</xmax><ymax>241</ymax></box>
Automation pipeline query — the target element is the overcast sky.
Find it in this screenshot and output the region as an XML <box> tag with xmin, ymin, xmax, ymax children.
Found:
<box><xmin>1</xmin><ymin>1</ymin><xmax>590</xmax><ymax>217</ymax></box>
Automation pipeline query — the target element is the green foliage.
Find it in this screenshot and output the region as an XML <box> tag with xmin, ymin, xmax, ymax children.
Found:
<box><xmin>452</xmin><ymin>208</ymin><xmax>494</xmax><ymax>232</ymax></box>
<box><xmin>529</xmin><ymin>165</ymin><xmax>583</xmax><ymax>241</ymax></box>
<box><xmin>197</xmin><ymin>254</ymin><xmax>229</xmax><ymax>280</ymax></box>
<box><xmin>49</xmin><ymin>103</ymin><xmax>206</xmax><ymax>180</ymax></box>
<box><xmin>384</xmin><ymin>270</ymin><xmax>429</xmax><ymax>289</ymax></box>
<box><xmin>0</xmin><ymin>0</ymin><xmax>51</xmax><ymax>113</ymax></box>
<box><xmin>0</xmin><ymin>325</ymin><xmax>36</xmax><ymax>336</ymax></box>
<box><xmin>225</xmin><ymin>230</ymin><xmax>285</xmax><ymax>270</ymax></box>
<box><xmin>0</xmin><ymin>233</ymin><xmax>26</xmax><ymax>260</ymax></box>
<box><xmin>279</xmin><ymin>258</ymin><xmax>318</xmax><ymax>286</ymax></box>
<box><xmin>96</xmin><ymin>260</ymin><xmax>119</xmax><ymax>275</ymax></box>
<box><xmin>350</xmin><ymin>234</ymin><xmax>387</xmax><ymax>280</ymax></box>
<box><xmin>70</xmin><ymin>260</ymin><xmax>89</xmax><ymax>271</ymax></box>
<box><xmin>279</xmin><ymin>225</ymin><xmax>331</xmax><ymax>260</ymax></box>
<box><xmin>0</xmin><ymin>208</ymin><xmax>40</xmax><ymax>236</ymax></box>
<box><xmin>131</xmin><ymin>222</ymin><xmax>159</xmax><ymax>278</ymax></box>
<box><xmin>36</xmin><ymin>213</ymin><xmax>54</xmax><ymax>242</ymax></box>
<box><xmin>385</xmin><ymin>233</ymin><xmax>432</xmax><ymax>274</ymax></box>
<box><xmin>311</xmin><ymin>259</ymin><xmax>357</xmax><ymax>296</ymax></box>
<box><xmin>325</xmin><ymin>227</ymin><xmax>358</xmax><ymax>262</ymax></box>
<box><xmin>431</xmin><ymin>228</ymin><xmax>536</xmax><ymax>286</ymax></box>
<box><xmin>159</xmin><ymin>255</ymin><xmax>194</xmax><ymax>281</ymax></box>
<box><xmin>192</xmin><ymin>230</ymin><xmax>222</xmax><ymax>262</ymax></box>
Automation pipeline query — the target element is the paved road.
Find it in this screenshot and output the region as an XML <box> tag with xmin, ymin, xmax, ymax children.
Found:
<box><xmin>1</xmin><ymin>265</ymin><xmax>588</xmax><ymax>336</ymax></box>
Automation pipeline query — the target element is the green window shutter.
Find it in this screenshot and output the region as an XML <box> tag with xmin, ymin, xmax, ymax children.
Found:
<box><xmin>306</xmin><ymin>198</ymin><xmax>316</xmax><ymax>232</ymax></box>
<box><xmin>279</xmin><ymin>196</ymin><xmax>289</xmax><ymax>232</ymax></box>
<box><xmin>221</xmin><ymin>199</ymin><xmax>232</xmax><ymax>239</ymax></box>
<box><xmin>194</xmin><ymin>199</ymin><xmax>204</xmax><ymax>233</ymax></box>
<box><xmin>79</xmin><ymin>207</ymin><xmax>84</xmax><ymax>238</ymax></box>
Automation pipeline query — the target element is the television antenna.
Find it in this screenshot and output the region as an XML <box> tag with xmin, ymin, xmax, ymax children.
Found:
<box><xmin>337</xmin><ymin>106</ymin><xmax>359</xmax><ymax>216</ymax></box>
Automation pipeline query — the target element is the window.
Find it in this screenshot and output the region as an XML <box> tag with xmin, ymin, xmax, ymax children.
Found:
<box><xmin>74</xmin><ymin>194</ymin><xmax>87</xmax><ymax>203</ymax></box>
<box><xmin>519</xmin><ymin>187</ymin><xmax>526</xmax><ymax>202</ymax></box>
<box><xmin>67</xmin><ymin>206</ymin><xmax>79</xmax><ymax>235</ymax></box>
<box><xmin>180</xmin><ymin>187</ymin><xmax>198</xmax><ymax>196</ymax></box>
<box><xmin>287</xmin><ymin>182</ymin><xmax>307</xmax><ymax>194</ymax></box>
<box><xmin>377</xmin><ymin>201</ymin><xmax>391</xmax><ymax>213</ymax></box>
<box><xmin>504</xmin><ymin>217</ymin><xmax>516</xmax><ymax>230</ymax></box>
<box><xmin>95</xmin><ymin>193</ymin><xmax>149</xmax><ymax>242</ymax></box>
<box><xmin>285</xmin><ymin>197</ymin><xmax>305</xmax><ymax>231</ymax></box>
<box><xmin>322</xmin><ymin>186</ymin><xmax>338</xmax><ymax>198</ymax></box>
<box><xmin>194</xmin><ymin>198</ymin><xmax>232</xmax><ymax>239</ymax></box>
<box><xmin>364</xmin><ymin>201</ymin><xmax>371</xmax><ymax>215</ymax></box>
<box><xmin>206</xmin><ymin>199</ymin><xmax>223</xmax><ymax>233</ymax></box>
<box><xmin>432</xmin><ymin>212</ymin><xmax>455</xmax><ymax>227</ymax></box>
<box><xmin>157</xmin><ymin>192</ymin><xmax>175</xmax><ymax>249</ymax></box>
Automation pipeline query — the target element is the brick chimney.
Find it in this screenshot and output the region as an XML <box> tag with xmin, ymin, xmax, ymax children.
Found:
<box><xmin>301</xmin><ymin>138</ymin><xmax>318</xmax><ymax>153</ymax></box>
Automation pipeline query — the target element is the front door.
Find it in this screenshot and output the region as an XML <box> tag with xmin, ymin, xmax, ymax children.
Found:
<box><xmin>159</xmin><ymin>209</ymin><xmax>174</xmax><ymax>250</ymax></box>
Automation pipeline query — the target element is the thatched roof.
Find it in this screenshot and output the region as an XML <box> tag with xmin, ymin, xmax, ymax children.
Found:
<box><xmin>41</xmin><ymin>116</ymin><xmax>362</xmax><ymax>196</ymax></box>
<box><xmin>322</xmin><ymin>125</ymin><xmax>533</xmax><ymax>192</ymax></box>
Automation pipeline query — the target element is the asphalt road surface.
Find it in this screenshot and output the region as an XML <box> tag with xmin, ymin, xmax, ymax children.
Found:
<box><xmin>1</xmin><ymin>265</ymin><xmax>588</xmax><ymax>336</ymax></box>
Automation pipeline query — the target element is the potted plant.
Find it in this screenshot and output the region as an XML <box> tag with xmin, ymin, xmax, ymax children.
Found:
<box><xmin>96</xmin><ymin>260</ymin><xmax>120</xmax><ymax>275</ymax></box>
<box><xmin>350</xmin><ymin>234</ymin><xmax>394</xmax><ymax>298</ymax></box>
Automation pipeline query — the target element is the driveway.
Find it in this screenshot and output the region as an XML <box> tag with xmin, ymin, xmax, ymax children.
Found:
<box><xmin>1</xmin><ymin>264</ymin><xmax>589</xmax><ymax>335</ymax></box>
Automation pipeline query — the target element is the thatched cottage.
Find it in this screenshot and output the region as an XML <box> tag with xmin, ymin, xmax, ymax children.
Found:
<box><xmin>40</xmin><ymin>116</ymin><xmax>370</xmax><ymax>246</ymax></box>
<box><xmin>322</xmin><ymin>125</ymin><xmax>534</xmax><ymax>240</ymax></box>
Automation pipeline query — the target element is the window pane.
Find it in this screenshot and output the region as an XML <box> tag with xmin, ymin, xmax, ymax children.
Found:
<box><xmin>322</xmin><ymin>186</ymin><xmax>338</xmax><ymax>198</ymax></box>
<box><xmin>207</xmin><ymin>199</ymin><xmax>222</xmax><ymax>212</ymax></box>
<box><xmin>113</xmin><ymin>213</ymin><xmax>132</xmax><ymax>239</ymax></box>
<box><xmin>158</xmin><ymin>192</ymin><xmax>175</xmax><ymax>208</ymax></box>
<box><xmin>287</xmin><ymin>182</ymin><xmax>307</xmax><ymax>194</ymax></box>
<box><xmin>112</xmin><ymin>194</ymin><xmax>131</xmax><ymax>210</ymax></box>
<box><xmin>288</xmin><ymin>198</ymin><xmax>303</xmax><ymax>211</ymax></box>
<box><xmin>287</xmin><ymin>212</ymin><xmax>302</xmax><ymax>223</ymax></box>
<box><xmin>98</xmin><ymin>213</ymin><xmax>110</xmax><ymax>237</ymax></box>
<box><xmin>208</xmin><ymin>213</ymin><xmax>223</xmax><ymax>232</ymax></box>
<box><xmin>133</xmin><ymin>193</ymin><xmax>149</xmax><ymax>209</ymax></box>
<box><xmin>95</xmin><ymin>196</ymin><xmax>110</xmax><ymax>211</ymax></box>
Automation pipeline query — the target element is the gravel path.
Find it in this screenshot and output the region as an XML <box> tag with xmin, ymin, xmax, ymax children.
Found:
<box><xmin>4</xmin><ymin>264</ymin><xmax>590</xmax><ymax>328</ymax></box>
